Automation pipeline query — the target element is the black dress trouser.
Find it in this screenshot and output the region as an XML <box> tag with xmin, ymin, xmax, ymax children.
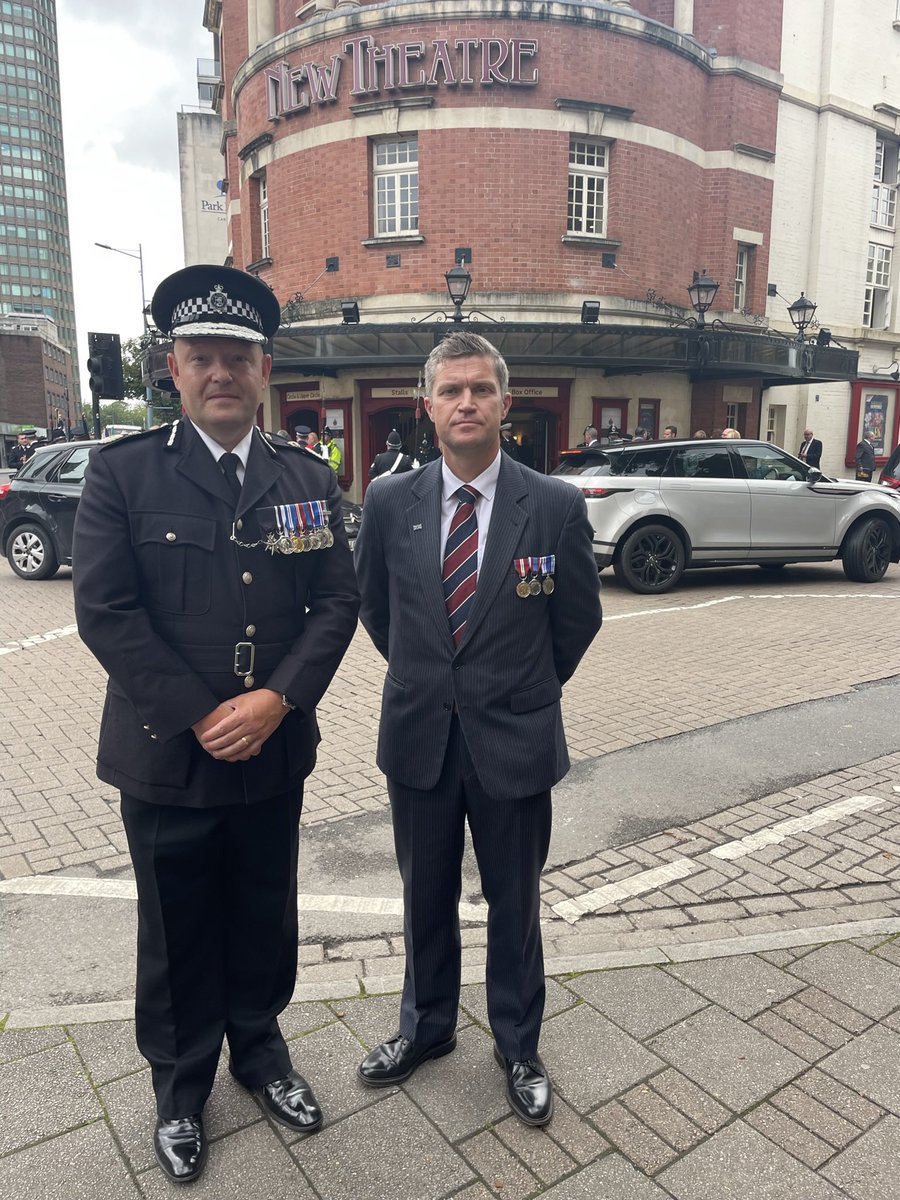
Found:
<box><xmin>120</xmin><ymin>789</ymin><xmax>302</xmax><ymax>1118</ymax></box>
<box><xmin>387</xmin><ymin>716</ymin><xmax>552</xmax><ymax>1062</ymax></box>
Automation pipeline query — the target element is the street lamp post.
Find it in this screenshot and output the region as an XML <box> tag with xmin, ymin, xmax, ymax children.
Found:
<box><xmin>95</xmin><ymin>241</ymin><xmax>155</xmax><ymax>426</ymax></box>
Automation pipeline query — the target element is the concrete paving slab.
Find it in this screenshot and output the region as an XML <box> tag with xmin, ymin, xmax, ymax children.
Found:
<box><xmin>539</xmin><ymin>1152</ymin><xmax>672</xmax><ymax>1199</ymax></box>
<box><xmin>459</xmin><ymin>976</ymin><xmax>579</xmax><ymax>1033</ymax></box>
<box><xmin>821</xmin><ymin>1114</ymin><xmax>900</xmax><ymax>1200</ymax></box>
<box><xmin>565</xmin><ymin>964</ymin><xmax>707</xmax><ymax>1039</ymax></box>
<box><xmin>648</xmin><ymin>1006</ymin><xmax>805</xmax><ymax>1112</ymax></box>
<box><xmin>0</xmin><ymin>1025</ymin><xmax>67</xmax><ymax>1064</ymax></box>
<box><xmin>539</xmin><ymin>1003</ymin><xmax>663</xmax><ymax>1114</ymax></box>
<box><xmin>659</xmin><ymin>1119</ymin><xmax>845</xmax><ymax>1199</ymax></box>
<box><xmin>279</xmin><ymin>998</ymin><xmax>339</xmax><ymax>1039</ymax></box>
<box><xmin>0</xmin><ymin>1039</ymin><xmax>100</xmax><ymax>1154</ymax></box>
<box><xmin>665</xmin><ymin>954</ymin><xmax>804</xmax><ymax>1018</ymax></box>
<box><xmin>298</xmin><ymin>1090</ymin><xmax>473</xmax><ymax>1200</ymax></box>
<box><xmin>138</xmin><ymin>1120</ymin><xmax>317</xmax><ymax>1200</ymax></box>
<box><xmin>276</xmin><ymin>1019</ymin><xmax>386</xmax><ymax>1138</ymax></box>
<box><xmin>493</xmin><ymin>1114</ymin><xmax>578</xmax><ymax>1187</ymax></box>
<box><xmin>325</xmin><ymin>993</ymin><xmax>406</xmax><ymax>1050</ymax></box>
<box><xmin>787</xmin><ymin>942</ymin><xmax>900</xmax><ymax>1019</ymax></box>
<box><xmin>70</xmin><ymin>1019</ymin><xmax>147</xmax><ymax>1085</ymax></box>
<box><xmin>403</xmin><ymin>1024</ymin><xmax>507</xmax><ymax>1142</ymax></box>
<box><xmin>819</xmin><ymin>1025</ymin><xmax>900</xmax><ymax>1113</ymax></box>
<box><xmin>0</xmin><ymin>1120</ymin><xmax>140</xmax><ymax>1200</ymax></box>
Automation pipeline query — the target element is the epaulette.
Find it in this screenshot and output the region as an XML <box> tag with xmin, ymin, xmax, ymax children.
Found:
<box><xmin>98</xmin><ymin>423</ymin><xmax>174</xmax><ymax>451</ymax></box>
<box><xmin>263</xmin><ymin>433</ymin><xmax>332</xmax><ymax>467</ymax></box>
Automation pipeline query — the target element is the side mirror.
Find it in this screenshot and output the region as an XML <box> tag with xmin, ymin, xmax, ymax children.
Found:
<box><xmin>806</xmin><ymin>466</ymin><xmax>823</xmax><ymax>483</ymax></box>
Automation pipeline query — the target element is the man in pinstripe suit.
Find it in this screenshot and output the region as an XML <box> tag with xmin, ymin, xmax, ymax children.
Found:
<box><xmin>354</xmin><ymin>331</ymin><xmax>602</xmax><ymax>1125</ymax></box>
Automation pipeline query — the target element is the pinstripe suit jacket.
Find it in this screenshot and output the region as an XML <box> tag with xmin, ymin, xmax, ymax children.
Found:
<box><xmin>354</xmin><ymin>454</ymin><xmax>602</xmax><ymax>800</ymax></box>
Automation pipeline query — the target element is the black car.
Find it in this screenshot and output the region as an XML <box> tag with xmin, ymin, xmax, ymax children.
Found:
<box><xmin>0</xmin><ymin>440</ymin><xmax>363</xmax><ymax>580</ymax></box>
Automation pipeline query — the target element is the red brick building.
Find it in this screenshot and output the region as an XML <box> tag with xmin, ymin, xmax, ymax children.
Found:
<box><xmin>197</xmin><ymin>0</ymin><xmax>856</xmax><ymax>496</ymax></box>
<box><xmin>0</xmin><ymin>313</ymin><xmax>74</xmax><ymax>464</ymax></box>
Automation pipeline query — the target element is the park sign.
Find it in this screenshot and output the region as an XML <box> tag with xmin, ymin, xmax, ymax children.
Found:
<box><xmin>266</xmin><ymin>35</ymin><xmax>539</xmax><ymax>120</ymax></box>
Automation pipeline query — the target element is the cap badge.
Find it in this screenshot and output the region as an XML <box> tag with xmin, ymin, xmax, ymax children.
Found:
<box><xmin>208</xmin><ymin>284</ymin><xmax>229</xmax><ymax>313</ymax></box>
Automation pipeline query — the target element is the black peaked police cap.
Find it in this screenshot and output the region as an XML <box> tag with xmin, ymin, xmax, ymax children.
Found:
<box><xmin>151</xmin><ymin>264</ymin><xmax>282</xmax><ymax>344</ymax></box>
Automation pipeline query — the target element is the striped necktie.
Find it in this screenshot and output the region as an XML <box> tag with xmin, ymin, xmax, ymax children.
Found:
<box><xmin>443</xmin><ymin>485</ymin><xmax>480</xmax><ymax>647</ymax></box>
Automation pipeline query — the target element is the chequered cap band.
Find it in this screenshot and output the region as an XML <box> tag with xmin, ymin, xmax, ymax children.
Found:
<box><xmin>171</xmin><ymin>293</ymin><xmax>264</xmax><ymax>332</ymax></box>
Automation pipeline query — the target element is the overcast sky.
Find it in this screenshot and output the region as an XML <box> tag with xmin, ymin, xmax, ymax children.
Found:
<box><xmin>57</xmin><ymin>0</ymin><xmax>213</xmax><ymax>372</ymax></box>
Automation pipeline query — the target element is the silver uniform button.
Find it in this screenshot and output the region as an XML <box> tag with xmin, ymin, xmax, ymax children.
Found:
<box><xmin>244</xmin><ymin>675</ymin><xmax>255</xmax><ymax>688</ymax></box>
<box><xmin>242</xmin><ymin>571</ymin><xmax>253</xmax><ymax>584</ymax></box>
<box><xmin>150</xmin><ymin>733</ymin><xmax>159</xmax><ymax>740</ymax></box>
<box><xmin>166</xmin><ymin>532</ymin><xmax>176</xmax><ymax>542</ymax></box>
<box><xmin>143</xmin><ymin>724</ymin><xmax>151</xmax><ymax>731</ymax></box>
<box><xmin>245</xmin><ymin>624</ymin><xmax>256</xmax><ymax>636</ymax></box>
<box><xmin>236</xmin><ymin>518</ymin><xmax>243</xmax><ymax>531</ymax></box>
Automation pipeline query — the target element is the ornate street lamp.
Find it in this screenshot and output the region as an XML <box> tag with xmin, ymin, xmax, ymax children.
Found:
<box><xmin>787</xmin><ymin>291</ymin><xmax>817</xmax><ymax>340</ymax></box>
<box><xmin>686</xmin><ymin>270</ymin><xmax>719</xmax><ymax>326</ymax></box>
<box><xmin>445</xmin><ymin>262</ymin><xmax>472</xmax><ymax>322</ymax></box>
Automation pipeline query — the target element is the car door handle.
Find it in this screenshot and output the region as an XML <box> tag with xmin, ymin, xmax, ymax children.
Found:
<box><xmin>45</xmin><ymin>493</ymin><xmax>68</xmax><ymax>501</ymax></box>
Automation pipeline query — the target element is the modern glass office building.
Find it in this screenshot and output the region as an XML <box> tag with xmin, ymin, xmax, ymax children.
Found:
<box><xmin>0</xmin><ymin>0</ymin><xmax>79</xmax><ymax>402</ymax></box>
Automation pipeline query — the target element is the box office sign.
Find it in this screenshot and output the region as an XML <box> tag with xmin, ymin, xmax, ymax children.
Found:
<box><xmin>267</xmin><ymin>37</ymin><xmax>539</xmax><ymax>119</ymax></box>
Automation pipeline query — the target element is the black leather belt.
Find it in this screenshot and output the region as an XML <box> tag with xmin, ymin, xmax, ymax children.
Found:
<box><xmin>178</xmin><ymin>642</ymin><xmax>291</xmax><ymax>676</ymax></box>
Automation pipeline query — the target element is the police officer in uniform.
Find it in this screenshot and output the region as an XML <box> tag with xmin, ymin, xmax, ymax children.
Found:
<box><xmin>73</xmin><ymin>265</ymin><xmax>359</xmax><ymax>1184</ymax></box>
<box><xmin>369</xmin><ymin>429</ymin><xmax>414</xmax><ymax>479</ymax></box>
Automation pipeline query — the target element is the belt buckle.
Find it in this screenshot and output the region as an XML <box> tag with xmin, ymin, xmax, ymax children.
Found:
<box><xmin>233</xmin><ymin>641</ymin><xmax>256</xmax><ymax>677</ymax></box>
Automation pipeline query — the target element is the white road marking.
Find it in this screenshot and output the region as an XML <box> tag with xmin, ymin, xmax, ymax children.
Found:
<box><xmin>0</xmin><ymin>622</ymin><xmax>79</xmax><ymax>656</ymax></box>
<box><xmin>709</xmin><ymin>795</ymin><xmax>883</xmax><ymax>860</ymax></box>
<box><xmin>552</xmin><ymin>858</ymin><xmax>695</xmax><ymax>924</ymax></box>
<box><xmin>0</xmin><ymin>875</ymin><xmax>488</xmax><ymax>923</ymax></box>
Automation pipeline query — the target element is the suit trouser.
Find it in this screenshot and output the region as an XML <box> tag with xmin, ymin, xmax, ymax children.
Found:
<box><xmin>120</xmin><ymin>789</ymin><xmax>302</xmax><ymax>1118</ymax></box>
<box><xmin>388</xmin><ymin>717</ymin><xmax>552</xmax><ymax>1061</ymax></box>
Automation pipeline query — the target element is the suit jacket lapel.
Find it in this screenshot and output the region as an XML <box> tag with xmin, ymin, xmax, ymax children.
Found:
<box><xmin>458</xmin><ymin>455</ymin><xmax>528</xmax><ymax>649</ymax></box>
<box><xmin>174</xmin><ymin>419</ymin><xmax>235</xmax><ymax>507</ymax></box>
<box><xmin>407</xmin><ymin>460</ymin><xmax>453</xmax><ymax>645</ymax></box>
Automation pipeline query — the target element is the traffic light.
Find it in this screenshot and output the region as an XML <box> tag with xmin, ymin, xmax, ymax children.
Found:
<box><xmin>86</xmin><ymin>332</ymin><xmax>124</xmax><ymax>400</ymax></box>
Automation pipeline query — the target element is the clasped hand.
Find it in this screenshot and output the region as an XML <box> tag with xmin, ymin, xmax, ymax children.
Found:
<box><xmin>192</xmin><ymin>688</ymin><xmax>286</xmax><ymax>761</ymax></box>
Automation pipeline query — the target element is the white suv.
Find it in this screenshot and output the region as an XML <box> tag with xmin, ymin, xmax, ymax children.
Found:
<box><xmin>553</xmin><ymin>437</ymin><xmax>900</xmax><ymax>593</ymax></box>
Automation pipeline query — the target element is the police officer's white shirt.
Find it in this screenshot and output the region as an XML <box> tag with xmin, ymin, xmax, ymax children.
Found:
<box><xmin>194</xmin><ymin>423</ymin><xmax>254</xmax><ymax>485</ymax></box>
<box><xmin>439</xmin><ymin>449</ymin><xmax>502</xmax><ymax>573</ymax></box>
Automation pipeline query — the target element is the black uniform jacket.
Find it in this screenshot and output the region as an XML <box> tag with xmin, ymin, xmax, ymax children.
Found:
<box><xmin>73</xmin><ymin>419</ymin><xmax>360</xmax><ymax>808</ymax></box>
<box><xmin>354</xmin><ymin>455</ymin><xmax>602</xmax><ymax>801</ymax></box>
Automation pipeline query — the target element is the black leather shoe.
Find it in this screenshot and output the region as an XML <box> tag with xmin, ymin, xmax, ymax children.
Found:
<box><xmin>357</xmin><ymin>1032</ymin><xmax>457</xmax><ymax>1087</ymax></box>
<box><xmin>153</xmin><ymin>1114</ymin><xmax>208</xmax><ymax>1184</ymax></box>
<box><xmin>493</xmin><ymin>1044</ymin><xmax>554</xmax><ymax>1126</ymax></box>
<box><xmin>254</xmin><ymin>1069</ymin><xmax>323</xmax><ymax>1133</ymax></box>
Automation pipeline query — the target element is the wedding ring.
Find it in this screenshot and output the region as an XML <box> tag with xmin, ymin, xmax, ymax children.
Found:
<box><xmin>240</xmin><ymin>736</ymin><xmax>250</xmax><ymax>747</ymax></box>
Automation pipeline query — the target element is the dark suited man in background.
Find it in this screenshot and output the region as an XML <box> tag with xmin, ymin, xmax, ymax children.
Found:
<box><xmin>856</xmin><ymin>429</ymin><xmax>877</xmax><ymax>480</ymax></box>
<box><xmin>799</xmin><ymin>427</ymin><xmax>822</xmax><ymax>469</ymax></box>
<box><xmin>73</xmin><ymin>266</ymin><xmax>359</xmax><ymax>1184</ymax></box>
<box><xmin>354</xmin><ymin>330</ymin><xmax>602</xmax><ymax>1126</ymax></box>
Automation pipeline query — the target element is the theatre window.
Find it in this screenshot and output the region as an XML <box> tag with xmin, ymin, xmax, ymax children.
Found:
<box><xmin>567</xmin><ymin>137</ymin><xmax>608</xmax><ymax>238</ymax></box>
<box><xmin>373</xmin><ymin>136</ymin><xmax>419</xmax><ymax>239</ymax></box>
<box><xmin>864</xmin><ymin>242</ymin><xmax>892</xmax><ymax>328</ymax></box>
<box><xmin>733</xmin><ymin>244</ymin><xmax>753</xmax><ymax>312</ymax></box>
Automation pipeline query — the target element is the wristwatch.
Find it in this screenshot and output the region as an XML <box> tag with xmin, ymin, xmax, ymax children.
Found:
<box><xmin>281</xmin><ymin>694</ymin><xmax>297</xmax><ymax>712</ymax></box>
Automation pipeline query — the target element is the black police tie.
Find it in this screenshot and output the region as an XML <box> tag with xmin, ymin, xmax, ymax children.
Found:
<box><xmin>219</xmin><ymin>452</ymin><xmax>243</xmax><ymax>505</ymax></box>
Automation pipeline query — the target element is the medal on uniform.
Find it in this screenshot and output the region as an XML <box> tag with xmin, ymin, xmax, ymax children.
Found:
<box><xmin>514</xmin><ymin>557</ymin><xmax>532</xmax><ymax>598</ymax></box>
<box><xmin>541</xmin><ymin>555</ymin><xmax>556</xmax><ymax>594</ymax></box>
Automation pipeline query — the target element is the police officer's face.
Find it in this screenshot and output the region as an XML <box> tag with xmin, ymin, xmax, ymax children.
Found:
<box><xmin>169</xmin><ymin>337</ymin><xmax>272</xmax><ymax>448</ymax></box>
<box><xmin>424</xmin><ymin>355</ymin><xmax>511</xmax><ymax>460</ymax></box>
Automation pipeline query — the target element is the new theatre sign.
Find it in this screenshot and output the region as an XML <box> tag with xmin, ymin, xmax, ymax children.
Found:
<box><xmin>266</xmin><ymin>36</ymin><xmax>539</xmax><ymax>119</ymax></box>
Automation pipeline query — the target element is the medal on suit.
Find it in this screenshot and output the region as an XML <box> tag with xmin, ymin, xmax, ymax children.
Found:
<box><xmin>541</xmin><ymin>555</ymin><xmax>556</xmax><ymax>594</ymax></box>
<box><xmin>514</xmin><ymin>557</ymin><xmax>532</xmax><ymax>597</ymax></box>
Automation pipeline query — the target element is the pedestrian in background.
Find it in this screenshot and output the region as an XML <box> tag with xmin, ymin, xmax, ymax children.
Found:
<box><xmin>354</xmin><ymin>330</ymin><xmax>602</xmax><ymax>1127</ymax></box>
<box><xmin>7</xmin><ymin>433</ymin><xmax>30</xmax><ymax>470</ymax></box>
<box><xmin>856</xmin><ymin>429</ymin><xmax>876</xmax><ymax>481</ymax></box>
<box><xmin>799</xmin><ymin>427</ymin><xmax>822</xmax><ymax>468</ymax></box>
<box><xmin>322</xmin><ymin>427</ymin><xmax>342</xmax><ymax>473</ymax></box>
<box><xmin>72</xmin><ymin>265</ymin><xmax>359</xmax><ymax>1185</ymax></box>
<box><xmin>662</xmin><ymin>424</ymin><xmax>677</xmax><ymax>439</ymax></box>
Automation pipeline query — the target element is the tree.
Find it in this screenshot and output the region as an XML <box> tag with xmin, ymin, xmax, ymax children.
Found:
<box><xmin>121</xmin><ymin>337</ymin><xmax>147</xmax><ymax>400</ymax></box>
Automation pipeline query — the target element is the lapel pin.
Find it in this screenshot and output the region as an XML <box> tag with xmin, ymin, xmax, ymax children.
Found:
<box><xmin>412</xmin><ymin>523</ymin><xmax>423</xmax><ymax>531</ymax></box>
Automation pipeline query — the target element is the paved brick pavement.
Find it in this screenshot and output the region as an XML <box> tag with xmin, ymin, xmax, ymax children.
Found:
<box><xmin>2</xmin><ymin>560</ymin><xmax>900</xmax><ymax>878</ymax></box>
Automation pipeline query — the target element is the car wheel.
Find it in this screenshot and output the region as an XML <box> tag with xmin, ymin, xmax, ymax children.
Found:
<box><xmin>614</xmin><ymin>524</ymin><xmax>686</xmax><ymax>593</ymax></box>
<box><xmin>842</xmin><ymin>517</ymin><xmax>892</xmax><ymax>583</ymax></box>
<box><xmin>7</xmin><ymin>522</ymin><xmax>59</xmax><ymax>580</ymax></box>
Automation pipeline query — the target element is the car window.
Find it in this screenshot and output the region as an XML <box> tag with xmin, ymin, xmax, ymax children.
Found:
<box><xmin>734</xmin><ymin>445</ymin><xmax>806</xmax><ymax>481</ymax></box>
<box><xmin>15</xmin><ymin>449</ymin><xmax>68</xmax><ymax>481</ymax></box>
<box><xmin>54</xmin><ymin>445</ymin><xmax>92</xmax><ymax>484</ymax></box>
<box><xmin>670</xmin><ymin>447</ymin><xmax>735</xmax><ymax>479</ymax></box>
<box><xmin>609</xmin><ymin>447</ymin><xmax>672</xmax><ymax>477</ymax></box>
<box><xmin>554</xmin><ymin>453</ymin><xmax>615</xmax><ymax>476</ymax></box>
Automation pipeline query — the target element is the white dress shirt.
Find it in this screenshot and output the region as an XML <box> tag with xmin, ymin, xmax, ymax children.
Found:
<box><xmin>439</xmin><ymin>450</ymin><xmax>502</xmax><ymax>572</ymax></box>
<box><xmin>193</xmin><ymin>423</ymin><xmax>254</xmax><ymax>485</ymax></box>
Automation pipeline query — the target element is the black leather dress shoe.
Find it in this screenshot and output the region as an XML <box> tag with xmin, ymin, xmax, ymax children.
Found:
<box><xmin>357</xmin><ymin>1032</ymin><xmax>457</xmax><ymax>1087</ymax></box>
<box><xmin>153</xmin><ymin>1114</ymin><xmax>208</xmax><ymax>1184</ymax></box>
<box><xmin>493</xmin><ymin>1044</ymin><xmax>554</xmax><ymax>1126</ymax></box>
<box><xmin>254</xmin><ymin>1070</ymin><xmax>323</xmax><ymax>1133</ymax></box>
